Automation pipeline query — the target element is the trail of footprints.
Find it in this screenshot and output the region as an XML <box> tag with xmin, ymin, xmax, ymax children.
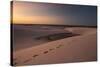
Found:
<box><xmin>13</xmin><ymin>44</ymin><xmax>63</xmax><ymax>65</ymax></box>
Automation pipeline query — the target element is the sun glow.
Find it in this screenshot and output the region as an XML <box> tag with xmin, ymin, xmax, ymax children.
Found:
<box><xmin>13</xmin><ymin>15</ymin><xmax>65</xmax><ymax>24</ymax></box>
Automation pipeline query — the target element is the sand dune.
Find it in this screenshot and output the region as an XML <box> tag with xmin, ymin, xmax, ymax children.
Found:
<box><xmin>13</xmin><ymin>27</ymin><xmax>97</xmax><ymax>66</ymax></box>
<box><xmin>13</xmin><ymin>25</ymin><xmax>73</xmax><ymax>51</ymax></box>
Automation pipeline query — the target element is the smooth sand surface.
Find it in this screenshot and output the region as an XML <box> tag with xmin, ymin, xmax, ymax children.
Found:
<box><xmin>13</xmin><ymin>27</ymin><xmax>97</xmax><ymax>66</ymax></box>
<box><xmin>13</xmin><ymin>25</ymin><xmax>73</xmax><ymax>51</ymax></box>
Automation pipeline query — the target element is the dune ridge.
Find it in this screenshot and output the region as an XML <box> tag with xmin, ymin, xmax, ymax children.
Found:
<box><xmin>13</xmin><ymin>27</ymin><xmax>97</xmax><ymax>66</ymax></box>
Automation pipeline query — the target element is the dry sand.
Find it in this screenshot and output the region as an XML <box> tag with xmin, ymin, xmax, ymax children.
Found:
<box><xmin>13</xmin><ymin>27</ymin><xmax>97</xmax><ymax>66</ymax></box>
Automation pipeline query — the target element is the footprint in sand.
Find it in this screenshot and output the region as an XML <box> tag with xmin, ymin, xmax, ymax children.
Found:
<box><xmin>43</xmin><ymin>51</ymin><xmax>49</xmax><ymax>54</ymax></box>
<box><xmin>56</xmin><ymin>44</ymin><xmax>63</xmax><ymax>48</ymax></box>
<box><xmin>23</xmin><ymin>58</ymin><xmax>32</xmax><ymax>63</ymax></box>
<box><xmin>49</xmin><ymin>48</ymin><xmax>54</xmax><ymax>51</ymax></box>
<box><xmin>33</xmin><ymin>54</ymin><xmax>39</xmax><ymax>58</ymax></box>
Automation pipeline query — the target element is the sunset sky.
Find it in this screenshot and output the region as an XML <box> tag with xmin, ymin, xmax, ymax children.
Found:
<box><xmin>12</xmin><ymin>1</ymin><xmax>97</xmax><ymax>26</ymax></box>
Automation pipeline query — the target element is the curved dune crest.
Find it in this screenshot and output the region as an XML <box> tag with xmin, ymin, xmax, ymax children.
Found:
<box><xmin>13</xmin><ymin>27</ymin><xmax>97</xmax><ymax>66</ymax></box>
<box><xmin>64</xmin><ymin>27</ymin><xmax>96</xmax><ymax>35</ymax></box>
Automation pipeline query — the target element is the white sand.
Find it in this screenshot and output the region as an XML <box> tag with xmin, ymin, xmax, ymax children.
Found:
<box><xmin>13</xmin><ymin>27</ymin><xmax>97</xmax><ymax>66</ymax></box>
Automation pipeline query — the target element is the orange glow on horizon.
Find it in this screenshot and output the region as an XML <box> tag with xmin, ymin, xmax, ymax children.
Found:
<box><xmin>12</xmin><ymin>1</ymin><xmax>67</xmax><ymax>24</ymax></box>
<box><xmin>12</xmin><ymin>15</ymin><xmax>65</xmax><ymax>24</ymax></box>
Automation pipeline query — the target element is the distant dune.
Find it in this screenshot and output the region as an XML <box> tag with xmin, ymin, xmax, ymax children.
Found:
<box><xmin>12</xmin><ymin>27</ymin><xmax>97</xmax><ymax>66</ymax></box>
